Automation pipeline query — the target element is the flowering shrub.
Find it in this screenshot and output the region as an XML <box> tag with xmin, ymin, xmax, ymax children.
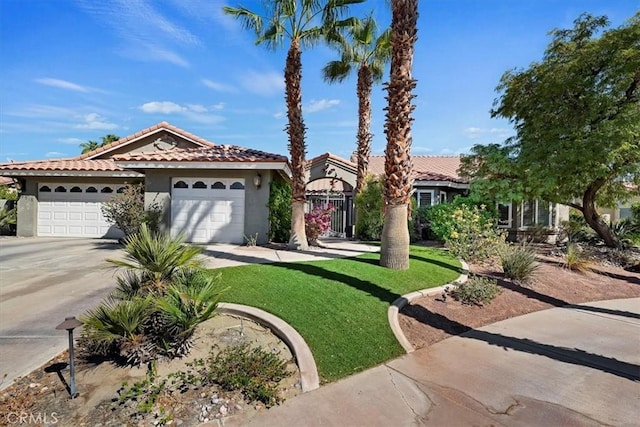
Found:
<box><xmin>305</xmin><ymin>204</ymin><xmax>335</xmax><ymax>243</ymax></box>
<box><xmin>443</xmin><ymin>204</ymin><xmax>505</xmax><ymax>263</ymax></box>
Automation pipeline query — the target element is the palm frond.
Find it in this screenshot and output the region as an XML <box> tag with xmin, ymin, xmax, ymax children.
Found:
<box><xmin>222</xmin><ymin>6</ymin><xmax>263</xmax><ymax>35</ymax></box>
<box><xmin>322</xmin><ymin>60</ymin><xmax>352</xmax><ymax>83</ymax></box>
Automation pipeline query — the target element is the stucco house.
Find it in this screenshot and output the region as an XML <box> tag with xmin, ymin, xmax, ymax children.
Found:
<box><xmin>0</xmin><ymin>122</ymin><xmax>290</xmax><ymax>244</ymax></box>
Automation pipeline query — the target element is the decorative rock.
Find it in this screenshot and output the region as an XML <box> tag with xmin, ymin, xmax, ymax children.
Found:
<box><xmin>29</xmin><ymin>382</ymin><xmax>41</xmax><ymax>388</ymax></box>
<box><xmin>234</xmin><ymin>404</ymin><xmax>242</xmax><ymax>411</ymax></box>
<box><xmin>200</xmin><ymin>392</ymin><xmax>207</xmax><ymax>398</ymax></box>
<box><xmin>219</xmin><ymin>405</ymin><xmax>228</xmax><ymax>416</ymax></box>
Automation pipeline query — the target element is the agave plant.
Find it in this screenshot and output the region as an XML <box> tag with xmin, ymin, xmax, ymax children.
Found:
<box><xmin>107</xmin><ymin>224</ymin><xmax>203</xmax><ymax>293</ymax></box>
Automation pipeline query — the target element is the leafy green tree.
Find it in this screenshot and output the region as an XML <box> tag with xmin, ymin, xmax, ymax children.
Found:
<box><xmin>461</xmin><ymin>13</ymin><xmax>640</xmax><ymax>248</ymax></box>
<box><xmin>322</xmin><ymin>15</ymin><xmax>391</xmax><ymax>196</ymax></box>
<box><xmin>380</xmin><ymin>0</ymin><xmax>419</xmax><ymax>269</ymax></box>
<box><xmin>223</xmin><ymin>0</ymin><xmax>361</xmax><ymax>251</ymax></box>
<box><xmin>355</xmin><ymin>175</ymin><xmax>384</xmax><ymax>240</ymax></box>
<box><xmin>80</xmin><ymin>134</ymin><xmax>120</xmax><ymax>154</ymax></box>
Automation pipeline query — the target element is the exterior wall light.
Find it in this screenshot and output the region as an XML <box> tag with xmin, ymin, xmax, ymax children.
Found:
<box><xmin>253</xmin><ymin>174</ymin><xmax>262</xmax><ymax>188</ymax></box>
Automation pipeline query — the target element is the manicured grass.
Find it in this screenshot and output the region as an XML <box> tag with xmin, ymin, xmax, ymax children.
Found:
<box><xmin>215</xmin><ymin>245</ymin><xmax>461</xmax><ymax>382</ymax></box>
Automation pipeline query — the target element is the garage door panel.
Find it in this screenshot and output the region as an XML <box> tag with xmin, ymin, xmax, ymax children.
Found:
<box><xmin>38</xmin><ymin>183</ymin><xmax>124</xmax><ymax>238</ymax></box>
<box><xmin>171</xmin><ymin>178</ymin><xmax>245</xmax><ymax>244</ymax></box>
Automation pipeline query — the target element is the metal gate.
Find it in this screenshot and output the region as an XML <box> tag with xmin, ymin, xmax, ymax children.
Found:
<box><xmin>307</xmin><ymin>191</ymin><xmax>346</xmax><ymax>237</ymax></box>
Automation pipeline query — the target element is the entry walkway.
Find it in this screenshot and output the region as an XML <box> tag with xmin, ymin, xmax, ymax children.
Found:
<box><xmin>222</xmin><ymin>297</ymin><xmax>640</xmax><ymax>427</ymax></box>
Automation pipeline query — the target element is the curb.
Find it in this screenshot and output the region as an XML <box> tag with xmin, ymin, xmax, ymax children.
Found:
<box><xmin>217</xmin><ymin>303</ymin><xmax>320</xmax><ymax>392</ymax></box>
<box><xmin>388</xmin><ymin>259</ymin><xmax>469</xmax><ymax>353</ymax></box>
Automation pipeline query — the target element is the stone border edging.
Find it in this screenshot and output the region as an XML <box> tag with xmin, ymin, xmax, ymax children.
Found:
<box><xmin>217</xmin><ymin>303</ymin><xmax>320</xmax><ymax>392</ymax></box>
<box><xmin>388</xmin><ymin>259</ymin><xmax>469</xmax><ymax>353</ymax></box>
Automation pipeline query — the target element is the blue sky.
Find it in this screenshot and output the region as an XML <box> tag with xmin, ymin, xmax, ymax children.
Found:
<box><xmin>1</xmin><ymin>0</ymin><xmax>638</xmax><ymax>162</ymax></box>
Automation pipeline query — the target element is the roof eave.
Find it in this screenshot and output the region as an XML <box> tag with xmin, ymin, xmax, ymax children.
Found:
<box><xmin>114</xmin><ymin>160</ymin><xmax>290</xmax><ymax>172</ymax></box>
<box><xmin>0</xmin><ymin>170</ymin><xmax>144</xmax><ymax>178</ymax></box>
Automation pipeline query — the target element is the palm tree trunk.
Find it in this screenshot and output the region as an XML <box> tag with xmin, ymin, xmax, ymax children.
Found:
<box><xmin>380</xmin><ymin>0</ymin><xmax>418</xmax><ymax>270</ymax></box>
<box><xmin>356</xmin><ymin>64</ymin><xmax>373</xmax><ymax>196</ymax></box>
<box><xmin>285</xmin><ymin>39</ymin><xmax>309</xmax><ymax>250</ymax></box>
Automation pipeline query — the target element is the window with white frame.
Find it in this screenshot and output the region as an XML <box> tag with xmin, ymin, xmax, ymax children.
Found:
<box><xmin>497</xmin><ymin>203</ymin><xmax>511</xmax><ymax>228</ymax></box>
<box><xmin>439</xmin><ymin>191</ymin><xmax>447</xmax><ymax>204</ymax></box>
<box><xmin>415</xmin><ymin>190</ymin><xmax>435</xmax><ymax>208</ymax></box>
<box><xmin>520</xmin><ymin>200</ymin><xmax>555</xmax><ymax>228</ymax></box>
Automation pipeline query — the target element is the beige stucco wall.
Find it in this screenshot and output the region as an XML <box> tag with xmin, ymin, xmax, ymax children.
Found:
<box><xmin>93</xmin><ymin>131</ymin><xmax>200</xmax><ymax>159</ymax></box>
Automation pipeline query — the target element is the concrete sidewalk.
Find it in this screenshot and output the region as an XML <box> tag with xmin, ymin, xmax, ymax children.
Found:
<box><xmin>199</xmin><ymin>239</ymin><xmax>380</xmax><ymax>269</ymax></box>
<box><xmin>225</xmin><ymin>297</ymin><xmax>640</xmax><ymax>427</ymax></box>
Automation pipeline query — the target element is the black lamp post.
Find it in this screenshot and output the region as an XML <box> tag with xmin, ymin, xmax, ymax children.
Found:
<box><xmin>55</xmin><ymin>316</ymin><xmax>82</xmax><ymax>398</ymax></box>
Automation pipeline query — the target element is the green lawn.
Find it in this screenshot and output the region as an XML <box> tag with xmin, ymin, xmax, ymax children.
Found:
<box><xmin>215</xmin><ymin>245</ymin><xmax>461</xmax><ymax>382</ymax></box>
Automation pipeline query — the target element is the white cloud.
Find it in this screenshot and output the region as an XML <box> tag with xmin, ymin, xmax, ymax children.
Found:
<box><xmin>463</xmin><ymin>127</ymin><xmax>511</xmax><ymax>140</ymax></box>
<box><xmin>57</xmin><ymin>137</ymin><xmax>84</xmax><ymax>145</ymax></box>
<box><xmin>210</xmin><ymin>102</ymin><xmax>225</xmax><ymax>110</ymax></box>
<box><xmin>140</xmin><ymin>101</ymin><xmax>187</xmax><ymax>114</ymax></box>
<box><xmin>240</xmin><ymin>71</ymin><xmax>285</xmax><ymax>96</ymax></box>
<box><xmin>139</xmin><ymin>101</ymin><xmax>225</xmax><ymax>125</ymax></box>
<box><xmin>45</xmin><ymin>151</ymin><xmax>66</xmax><ymax>158</ymax></box>
<box><xmin>273</xmin><ymin>111</ymin><xmax>285</xmax><ymax>119</ymax></box>
<box><xmin>306</xmin><ymin>99</ymin><xmax>340</xmax><ymax>113</ymax></box>
<box><xmin>413</xmin><ymin>146</ymin><xmax>434</xmax><ymax>153</ymax></box>
<box><xmin>75</xmin><ymin>113</ymin><xmax>118</xmax><ymax>130</ymax></box>
<box><xmin>76</xmin><ymin>0</ymin><xmax>199</xmax><ymax>67</ymax></box>
<box><xmin>35</xmin><ymin>78</ymin><xmax>93</xmax><ymax>93</ymax></box>
<box><xmin>202</xmin><ymin>79</ymin><xmax>236</xmax><ymax>93</ymax></box>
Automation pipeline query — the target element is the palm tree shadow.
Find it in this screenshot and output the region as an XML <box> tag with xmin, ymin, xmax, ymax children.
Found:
<box><xmin>403</xmin><ymin>304</ymin><xmax>640</xmax><ymax>381</ymax></box>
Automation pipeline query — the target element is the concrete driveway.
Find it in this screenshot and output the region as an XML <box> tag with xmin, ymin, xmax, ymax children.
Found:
<box><xmin>0</xmin><ymin>237</ymin><xmax>123</xmax><ymax>389</ymax></box>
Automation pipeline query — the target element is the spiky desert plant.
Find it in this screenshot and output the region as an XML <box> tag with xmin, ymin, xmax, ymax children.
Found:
<box><xmin>154</xmin><ymin>271</ymin><xmax>225</xmax><ymax>357</ymax></box>
<box><xmin>500</xmin><ymin>243</ymin><xmax>539</xmax><ymax>282</ymax></box>
<box><xmin>565</xmin><ymin>243</ymin><xmax>591</xmax><ymax>273</ymax></box>
<box><xmin>107</xmin><ymin>224</ymin><xmax>203</xmax><ymax>293</ymax></box>
<box><xmin>80</xmin><ymin>297</ymin><xmax>153</xmax><ymax>365</ymax></box>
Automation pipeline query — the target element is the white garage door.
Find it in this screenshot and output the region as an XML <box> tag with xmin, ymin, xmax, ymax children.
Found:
<box><xmin>38</xmin><ymin>183</ymin><xmax>124</xmax><ymax>238</ymax></box>
<box><xmin>171</xmin><ymin>178</ymin><xmax>245</xmax><ymax>244</ymax></box>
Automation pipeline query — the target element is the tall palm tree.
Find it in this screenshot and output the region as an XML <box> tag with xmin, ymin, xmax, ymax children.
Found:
<box><xmin>79</xmin><ymin>134</ymin><xmax>120</xmax><ymax>154</ymax></box>
<box><xmin>380</xmin><ymin>0</ymin><xmax>418</xmax><ymax>270</ymax></box>
<box><xmin>224</xmin><ymin>0</ymin><xmax>360</xmax><ymax>250</ymax></box>
<box><xmin>322</xmin><ymin>16</ymin><xmax>391</xmax><ymax>197</ymax></box>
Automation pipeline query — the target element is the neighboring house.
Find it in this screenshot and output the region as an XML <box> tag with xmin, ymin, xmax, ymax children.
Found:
<box><xmin>597</xmin><ymin>183</ymin><xmax>640</xmax><ymax>223</ymax></box>
<box><xmin>305</xmin><ymin>153</ymin><xmax>569</xmax><ymax>241</ymax></box>
<box><xmin>0</xmin><ymin>122</ymin><xmax>290</xmax><ymax>244</ymax></box>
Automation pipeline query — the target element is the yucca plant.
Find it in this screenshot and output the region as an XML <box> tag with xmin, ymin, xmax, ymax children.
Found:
<box><xmin>107</xmin><ymin>224</ymin><xmax>203</xmax><ymax>293</ymax></box>
<box><xmin>500</xmin><ymin>243</ymin><xmax>539</xmax><ymax>283</ymax></box>
<box><xmin>564</xmin><ymin>243</ymin><xmax>591</xmax><ymax>273</ymax></box>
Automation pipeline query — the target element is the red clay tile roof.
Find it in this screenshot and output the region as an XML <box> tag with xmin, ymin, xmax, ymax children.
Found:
<box><xmin>114</xmin><ymin>146</ymin><xmax>288</xmax><ymax>163</ymax></box>
<box><xmin>367</xmin><ymin>155</ymin><xmax>466</xmax><ymax>182</ymax></box>
<box><xmin>78</xmin><ymin>121</ymin><xmax>216</xmax><ymax>160</ymax></box>
<box><xmin>0</xmin><ymin>158</ymin><xmax>128</xmax><ymax>173</ymax></box>
<box><xmin>0</xmin><ymin>176</ymin><xmax>15</xmax><ymax>185</ymax></box>
<box><xmin>306</xmin><ymin>152</ymin><xmax>357</xmax><ymax>169</ymax></box>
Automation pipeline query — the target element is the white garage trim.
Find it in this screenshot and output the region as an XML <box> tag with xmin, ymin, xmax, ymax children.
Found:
<box><xmin>37</xmin><ymin>183</ymin><xmax>124</xmax><ymax>238</ymax></box>
<box><xmin>171</xmin><ymin>178</ymin><xmax>245</xmax><ymax>244</ymax></box>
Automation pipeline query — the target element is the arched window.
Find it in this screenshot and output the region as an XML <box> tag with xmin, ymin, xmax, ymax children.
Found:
<box><xmin>211</xmin><ymin>181</ymin><xmax>226</xmax><ymax>189</ymax></box>
<box><xmin>230</xmin><ymin>182</ymin><xmax>244</xmax><ymax>190</ymax></box>
<box><xmin>117</xmin><ymin>187</ymin><xmax>126</xmax><ymax>193</ymax></box>
<box><xmin>193</xmin><ymin>181</ymin><xmax>207</xmax><ymax>189</ymax></box>
<box><xmin>54</xmin><ymin>186</ymin><xmax>67</xmax><ymax>192</ymax></box>
<box><xmin>86</xmin><ymin>186</ymin><xmax>98</xmax><ymax>193</ymax></box>
<box><xmin>39</xmin><ymin>186</ymin><xmax>51</xmax><ymax>192</ymax></box>
<box><xmin>101</xmin><ymin>187</ymin><xmax>113</xmax><ymax>193</ymax></box>
<box><xmin>70</xmin><ymin>186</ymin><xmax>82</xmax><ymax>193</ymax></box>
<box><xmin>173</xmin><ymin>181</ymin><xmax>188</xmax><ymax>189</ymax></box>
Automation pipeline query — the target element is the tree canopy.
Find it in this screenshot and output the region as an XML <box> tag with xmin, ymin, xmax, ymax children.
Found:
<box><xmin>461</xmin><ymin>12</ymin><xmax>640</xmax><ymax>247</ymax></box>
<box><xmin>80</xmin><ymin>134</ymin><xmax>120</xmax><ymax>154</ymax></box>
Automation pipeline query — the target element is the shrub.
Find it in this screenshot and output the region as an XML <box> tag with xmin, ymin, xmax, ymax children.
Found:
<box><xmin>425</xmin><ymin>197</ymin><xmax>497</xmax><ymax>242</ymax></box>
<box><xmin>408</xmin><ymin>197</ymin><xmax>420</xmax><ymax>243</ymax></box>
<box><xmin>449</xmin><ymin>276</ymin><xmax>501</xmax><ymax>306</ymax></box>
<box><xmin>564</xmin><ymin>243</ymin><xmax>590</xmax><ymax>273</ymax></box>
<box><xmin>268</xmin><ymin>179</ymin><xmax>291</xmax><ymax>243</ymax></box>
<box><xmin>101</xmin><ymin>183</ymin><xmax>162</xmax><ymax>237</ymax></box>
<box><xmin>429</xmin><ymin>202</ymin><xmax>504</xmax><ymax>263</ymax></box>
<box><xmin>80</xmin><ymin>227</ymin><xmax>224</xmax><ymax>365</ymax></box>
<box><xmin>560</xmin><ymin>211</ymin><xmax>596</xmax><ymax>243</ymax></box>
<box><xmin>500</xmin><ymin>243</ymin><xmax>539</xmax><ymax>282</ymax></box>
<box><xmin>0</xmin><ymin>185</ymin><xmax>18</xmax><ymax>201</ymax></box>
<box><xmin>355</xmin><ymin>176</ymin><xmax>384</xmax><ymax>240</ymax></box>
<box><xmin>305</xmin><ymin>204</ymin><xmax>334</xmax><ymax>244</ymax></box>
<box><xmin>204</xmin><ymin>343</ymin><xmax>289</xmax><ymax>407</ymax></box>
<box><xmin>0</xmin><ymin>205</ymin><xmax>16</xmax><ymax>235</ymax></box>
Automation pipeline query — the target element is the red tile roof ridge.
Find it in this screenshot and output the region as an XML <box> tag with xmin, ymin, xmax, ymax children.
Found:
<box><xmin>113</xmin><ymin>145</ymin><xmax>288</xmax><ymax>162</ymax></box>
<box><xmin>306</xmin><ymin>152</ymin><xmax>356</xmax><ymax>168</ymax></box>
<box><xmin>77</xmin><ymin>121</ymin><xmax>216</xmax><ymax>160</ymax></box>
